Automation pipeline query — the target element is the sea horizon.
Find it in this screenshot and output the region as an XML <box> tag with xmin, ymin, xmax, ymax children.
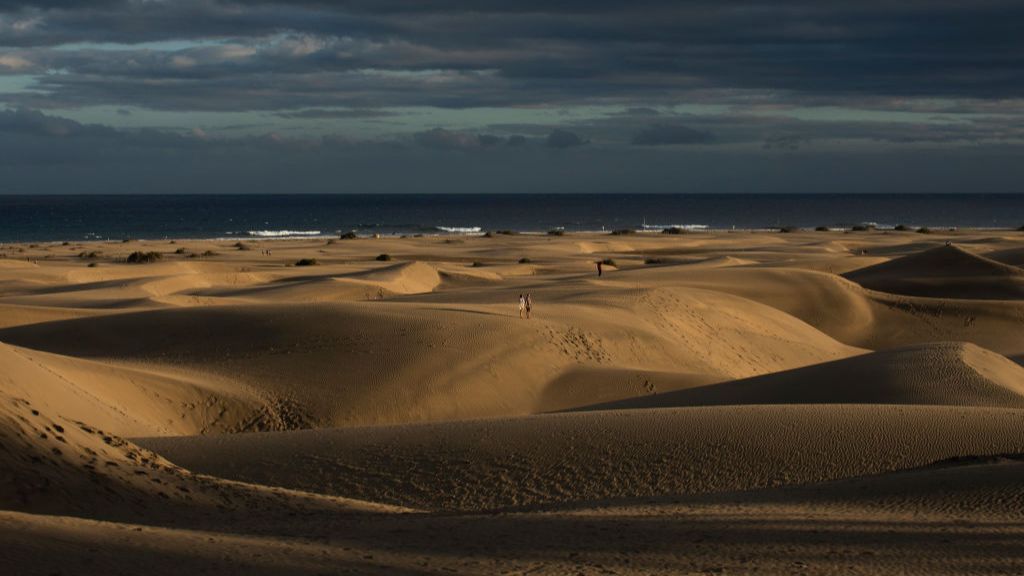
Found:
<box><xmin>2</xmin><ymin>192</ymin><xmax>1022</xmax><ymax>244</ymax></box>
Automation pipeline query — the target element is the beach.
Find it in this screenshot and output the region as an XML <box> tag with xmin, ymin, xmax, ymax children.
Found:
<box><xmin>2</xmin><ymin>228</ymin><xmax>1024</xmax><ymax>574</ymax></box>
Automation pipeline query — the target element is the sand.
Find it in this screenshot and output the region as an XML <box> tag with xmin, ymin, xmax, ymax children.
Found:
<box><xmin>2</xmin><ymin>229</ymin><xmax>1024</xmax><ymax>574</ymax></box>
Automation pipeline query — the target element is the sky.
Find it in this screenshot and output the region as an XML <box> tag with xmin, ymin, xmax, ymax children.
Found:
<box><xmin>1</xmin><ymin>1</ymin><xmax>1023</xmax><ymax>194</ymax></box>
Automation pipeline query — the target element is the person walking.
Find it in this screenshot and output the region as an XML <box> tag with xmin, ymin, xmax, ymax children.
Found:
<box><xmin>518</xmin><ymin>293</ymin><xmax>526</xmax><ymax>319</ymax></box>
<box><xmin>525</xmin><ymin>293</ymin><xmax>533</xmax><ymax>319</ymax></box>
<box><xmin>597</xmin><ymin>260</ymin><xmax>603</xmax><ymax>277</ymax></box>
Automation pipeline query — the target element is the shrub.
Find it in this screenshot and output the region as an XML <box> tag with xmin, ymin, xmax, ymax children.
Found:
<box><xmin>376</xmin><ymin>253</ymin><xmax>392</xmax><ymax>261</ymax></box>
<box><xmin>815</xmin><ymin>226</ymin><xmax>830</xmax><ymax>232</ymax></box>
<box><xmin>78</xmin><ymin>251</ymin><xmax>100</xmax><ymax>259</ymax></box>
<box><xmin>851</xmin><ymin>224</ymin><xmax>875</xmax><ymax>232</ymax></box>
<box><xmin>339</xmin><ymin>231</ymin><xmax>358</xmax><ymax>240</ymax></box>
<box><xmin>779</xmin><ymin>226</ymin><xmax>800</xmax><ymax>233</ymax></box>
<box><xmin>644</xmin><ymin>257</ymin><xmax>664</xmax><ymax>265</ymax></box>
<box><xmin>174</xmin><ymin>247</ymin><xmax>188</xmax><ymax>254</ymax></box>
<box><xmin>87</xmin><ymin>262</ymin><xmax>98</xmax><ymax>268</ymax></box>
<box><xmin>518</xmin><ymin>257</ymin><xmax>532</xmax><ymax>264</ymax></box>
<box><xmin>601</xmin><ymin>258</ymin><xmax>617</xmax><ymax>266</ymax></box>
<box><xmin>894</xmin><ymin>224</ymin><xmax>910</xmax><ymax>231</ymax></box>
<box><xmin>325</xmin><ymin>239</ymin><xmax>337</xmax><ymax>245</ymax></box>
<box><xmin>121</xmin><ymin>238</ymin><xmax>131</xmax><ymax>243</ymax></box>
<box><xmin>496</xmin><ymin>230</ymin><xmax>519</xmax><ymax>236</ymax></box>
<box><xmin>126</xmin><ymin>251</ymin><xmax>161</xmax><ymax>264</ymax></box>
<box><xmin>483</xmin><ymin>231</ymin><xmax>494</xmax><ymax>238</ymax></box>
<box><xmin>234</xmin><ymin>241</ymin><xmax>252</xmax><ymax>251</ymax></box>
<box><xmin>201</xmin><ymin>250</ymin><xmax>217</xmax><ymax>257</ymax></box>
<box><xmin>916</xmin><ymin>227</ymin><xmax>932</xmax><ymax>234</ymax></box>
<box><xmin>661</xmin><ymin>227</ymin><xmax>686</xmax><ymax>234</ymax></box>
<box><xmin>62</xmin><ymin>241</ymin><xmax>69</xmax><ymax>246</ymax></box>
<box><xmin>610</xmin><ymin>229</ymin><xmax>635</xmax><ymax>236</ymax></box>
<box><xmin>471</xmin><ymin>261</ymin><xmax>486</xmax><ymax>267</ymax></box>
<box><xmin>547</xmin><ymin>229</ymin><xmax>565</xmax><ymax>236</ymax></box>
<box><xmin>187</xmin><ymin>253</ymin><xmax>198</xmax><ymax>259</ymax></box>
<box><xmin>295</xmin><ymin>258</ymin><xmax>319</xmax><ymax>266</ymax></box>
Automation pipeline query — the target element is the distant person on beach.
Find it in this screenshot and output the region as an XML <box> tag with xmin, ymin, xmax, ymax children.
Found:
<box><xmin>525</xmin><ymin>293</ymin><xmax>533</xmax><ymax>319</ymax></box>
<box><xmin>519</xmin><ymin>294</ymin><xmax>526</xmax><ymax>319</ymax></box>
<box><xmin>597</xmin><ymin>261</ymin><xmax>603</xmax><ymax>276</ymax></box>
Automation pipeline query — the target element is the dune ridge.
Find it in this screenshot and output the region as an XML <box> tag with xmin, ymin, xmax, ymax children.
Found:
<box><xmin>844</xmin><ymin>244</ymin><xmax>1024</xmax><ymax>299</ymax></box>
<box><xmin>580</xmin><ymin>342</ymin><xmax>1024</xmax><ymax>411</ymax></box>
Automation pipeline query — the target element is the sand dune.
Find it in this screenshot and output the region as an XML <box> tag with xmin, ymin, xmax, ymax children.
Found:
<box><xmin>580</xmin><ymin>342</ymin><xmax>1024</xmax><ymax>411</ymax></box>
<box><xmin>0</xmin><ymin>342</ymin><xmax>266</xmax><ymax>436</ymax></box>
<box><xmin>612</xmin><ymin>261</ymin><xmax>1024</xmax><ymax>361</ymax></box>
<box><xmin>0</xmin><ymin>289</ymin><xmax>855</xmax><ymax>427</ymax></box>
<box><xmin>4</xmin><ymin>230</ymin><xmax>1024</xmax><ymax>574</ymax></box>
<box><xmin>139</xmin><ymin>405</ymin><xmax>1024</xmax><ymax>512</ymax></box>
<box><xmin>5</xmin><ymin>456</ymin><xmax>1024</xmax><ymax>575</ymax></box>
<box><xmin>985</xmin><ymin>245</ymin><xmax>1024</xmax><ymax>268</ymax></box>
<box><xmin>0</xmin><ymin>391</ymin><xmax>395</xmax><ymax>523</ymax></box>
<box><xmin>844</xmin><ymin>244</ymin><xmax>1024</xmax><ymax>299</ymax></box>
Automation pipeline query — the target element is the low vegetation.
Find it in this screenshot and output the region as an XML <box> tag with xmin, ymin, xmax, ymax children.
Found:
<box><xmin>778</xmin><ymin>226</ymin><xmax>800</xmax><ymax>233</ymax></box>
<box><xmin>234</xmin><ymin>242</ymin><xmax>253</xmax><ymax>251</ymax></box>
<box><xmin>174</xmin><ymin>247</ymin><xmax>188</xmax><ymax>254</ymax></box>
<box><xmin>916</xmin><ymin>227</ymin><xmax>933</xmax><ymax>234</ymax></box>
<box><xmin>610</xmin><ymin>229</ymin><xmax>635</xmax><ymax>236</ymax></box>
<box><xmin>125</xmin><ymin>251</ymin><xmax>162</xmax><ymax>264</ymax></box>
<box><xmin>78</xmin><ymin>251</ymin><xmax>100</xmax><ymax>259</ymax></box>
<box><xmin>339</xmin><ymin>231</ymin><xmax>358</xmax><ymax>240</ymax></box>
<box><xmin>661</xmin><ymin>227</ymin><xmax>686</xmax><ymax>234</ymax></box>
<box><xmin>644</xmin><ymin>257</ymin><xmax>664</xmax><ymax>265</ymax></box>
<box><xmin>601</xmin><ymin>258</ymin><xmax>617</xmax><ymax>266</ymax></box>
<box><xmin>894</xmin><ymin>224</ymin><xmax>911</xmax><ymax>231</ymax></box>
<box><xmin>547</xmin><ymin>229</ymin><xmax>565</xmax><ymax>236</ymax></box>
<box><xmin>815</xmin><ymin>226</ymin><xmax>830</xmax><ymax>232</ymax></box>
<box><xmin>295</xmin><ymin>258</ymin><xmax>319</xmax><ymax>266</ymax></box>
<box><xmin>851</xmin><ymin>224</ymin><xmax>876</xmax><ymax>232</ymax></box>
<box><xmin>376</xmin><ymin>253</ymin><xmax>392</xmax><ymax>261</ymax></box>
<box><xmin>518</xmin><ymin>257</ymin><xmax>532</xmax><ymax>264</ymax></box>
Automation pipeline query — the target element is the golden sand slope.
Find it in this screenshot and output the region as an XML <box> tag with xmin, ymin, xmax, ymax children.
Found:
<box><xmin>0</xmin><ymin>391</ymin><xmax>398</xmax><ymax>522</ymax></box>
<box><xmin>581</xmin><ymin>342</ymin><xmax>1024</xmax><ymax>411</ymax></box>
<box><xmin>844</xmin><ymin>244</ymin><xmax>1024</xmax><ymax>299</ymax></box>
<box><xmin>616</xmin><ymin>259</ymin><xmax>1024</xmax><ymax>361</ymax></box>
<box><xmin>139</xmin><ymin>405</ymin><xmax>1024</xmax><ymax>511</ymax></box>
<box><xmin>0</xmin><ymin>293</ymin><xmax>855</xmax><ymax>427</ymax></box>
<box><xmin>0</xmin><ymin>342</ymin><xmax>268</xmax><ymax>436</ymax></box>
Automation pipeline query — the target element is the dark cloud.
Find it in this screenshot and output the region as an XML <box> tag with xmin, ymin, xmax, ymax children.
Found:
<box><xmin>546</xmin><ymin>129</ymin><xmax>587</xmax><ymax>148</ymax></box>
<box><xmin>1</xmin><ymin>108</ymin><xmax>1023</xmax><ymax>195</ymax></box>
<box><xmin>631</xmin><ymin>124</ymin><xmax>714</xmax><ymax>145</ymax></box>
<box><xmin>762</xmin><ymin>135</ymin><xmax>805</xmax><ymax>151</ymax></box>
<box><xmin>1</xmin><ymin>2</ymin><xmax>1023</xmax><ymax>112</ymax></box>
<box><xmin>274</xmin><ymin>108</ymin><xmax>397</xmax><ymax>119</ymax></box>
<box><xmin>413</xmin><ymin>127</ymin><xmax>483</xmax><ymax>150</ymax></box>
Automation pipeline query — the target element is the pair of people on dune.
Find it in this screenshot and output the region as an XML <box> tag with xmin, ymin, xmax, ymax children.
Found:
<box><xmin>518</xmin><ymin>293</ymin><xmax>533</xmax><ymax>319</ymax></box>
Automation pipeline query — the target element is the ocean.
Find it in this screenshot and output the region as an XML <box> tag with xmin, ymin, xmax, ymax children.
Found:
<box><xmin>1</xmin><ymin>193</ymin><xmax>1022</xmax><ymax>243</ymax></box>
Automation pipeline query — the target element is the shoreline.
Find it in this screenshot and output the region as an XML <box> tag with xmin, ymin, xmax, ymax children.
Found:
<box><xmin>2</xmin><ymin>225</ymin><xmax>1022</xmax><ymax>247</ymax></box>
